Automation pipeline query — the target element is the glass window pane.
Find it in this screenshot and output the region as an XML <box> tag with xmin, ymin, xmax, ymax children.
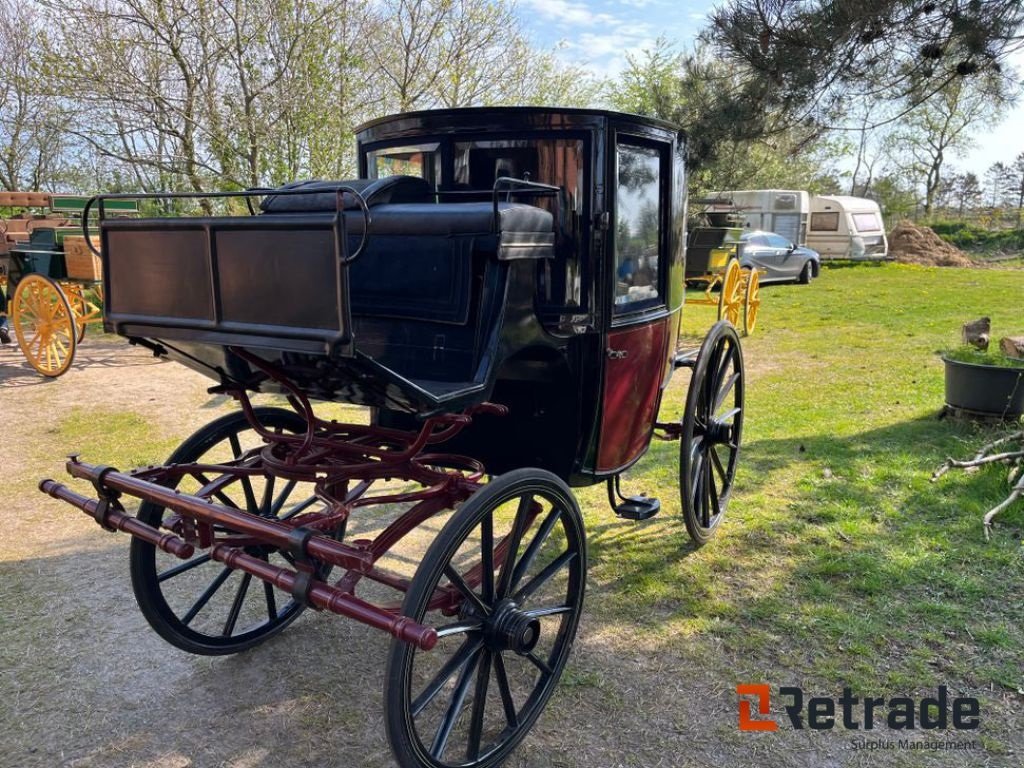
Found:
<box><xmin>852</xmin><ymin>212</ymin><xmax>880</xmax><ymax>232</ymax></box>
<box><xmin>614</xmin><ymin>144</ymin><xmax>662</xmax><ymax>312</ymax></box>
<box><xmin>367</xmin><ymin>144</ymin><xmax>440</xmax><ymax>188</ymax></box>
<box><xmin>810</xmin><ymin>211</ymin><xmax>839</xmax><ymax>231</ymax></box>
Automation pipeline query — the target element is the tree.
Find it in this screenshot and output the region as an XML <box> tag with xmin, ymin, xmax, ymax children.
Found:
<box><xmin>0</xmin><ymin>0</ymin><xmax>71</xmax><ymax>190</ymax></box>
<box><xmin>610</xmin><ymin>40</ymin><xmax>843</xmax><ymax>195</ymax></box>
<box><xmin>706</xmin><ymin>0</ymin><xmax>1024</xmax><ymax>134</ymax></box>
<box><xmin>1009</xmin><ymin>153</ymin><xmax>1024</xmax><ymax>228</ymax></box>
<box><xmin>34</xmin><ymin>0</ymin><xmax>596</xmax><ymax>194</ymax></box>
<box><xmin>893</xmin><ymin>77</ymin><xmax>1003</xmax><ymax>216</ymax></box>
<box><xmin>947</xmin><ymin>172</ymin><xmax>983</xmax><ymax>218</ymax></box>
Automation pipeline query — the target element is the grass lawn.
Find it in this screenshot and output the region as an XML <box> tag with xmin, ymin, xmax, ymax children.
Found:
<box><xmin>2</xmin><ymin>261</ymin><xmax>1022</xmax><ymax>767</ymax></box>
<box><xmin>570</xmin><ymin>261</ymin><xmax>1024</xmax><ymax>758</ymax></box>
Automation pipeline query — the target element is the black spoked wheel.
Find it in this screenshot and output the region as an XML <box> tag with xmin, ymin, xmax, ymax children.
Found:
<box><xmin>385</xmin><ymin>468</ymin><xmax>586</xmax><ymax>768</ymax></box>
<box><xmin>130</xmin><ymin>407</ymin><xmax>333</xmax><ymax>655</ymax></box>
<box><xmin>680</xmin><ymin>321</ymin><xmax>745</xmax><ymax>546</ymax></box>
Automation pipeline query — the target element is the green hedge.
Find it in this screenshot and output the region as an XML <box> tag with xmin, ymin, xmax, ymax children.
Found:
<box><xmin>929</xmin><ymin>221</ymin><xmax>1024</xmax><ymax>253</ymax></box>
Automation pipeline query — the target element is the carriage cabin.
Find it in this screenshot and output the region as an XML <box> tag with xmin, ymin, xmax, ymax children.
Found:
<box><xmin>97</xmin><ymin>108</ymin><xmax>688</xmax><ymax>487</ymax></box>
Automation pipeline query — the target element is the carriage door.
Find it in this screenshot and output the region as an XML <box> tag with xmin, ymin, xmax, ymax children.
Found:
<box><xmin>597</xmin><ymin>137</ymin><xmax>671</xmax><ymax>473</ymax></box>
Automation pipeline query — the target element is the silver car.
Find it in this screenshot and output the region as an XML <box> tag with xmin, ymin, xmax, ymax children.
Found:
<box><xmin>740</xmin><ymin>230</ymin><xmax>821</xmax><ymax>284</ymax></box>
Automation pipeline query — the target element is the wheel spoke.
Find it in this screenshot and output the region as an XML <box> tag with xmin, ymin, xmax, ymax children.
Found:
<box><xmin>444</xmin><ymin>564</ymin><xmax>490</xmax><ymax>616</ymax></box>
<box><xmin>492</xmin><ymin>651</ymin><xmax>519</xmax><ymax>728</ymax></box>
<box><xmin>513</xmin><ymin>549</ymin><xmax>577</xmax><ymax>604</ymax></box>
<box><xmin>466</xmin><ymin>650</ymin><xmax>492</xmax><ymax>761</ymax></box>
<box><xmin>181</xmin><ymin>566</ymin><xmax>233</xmax><ymax>626</ymax></box>
<box><xmin>496</xmin><ymin>494</ymin><xmax>533</xmax><ymax>599</ymax></box>
<box><xmin>222</xmin><ymin>573</ymin><xmax>252</xmax><ymax>636</ymax></box>
<box><xmin>435</xmin><ymin>620</ymin><xmax>484</xmax><ymax>639</ymax></box>
<box><xmin>710</xmin><ymin>446</ymin><xmax>728</xmax><ymax>486</ymax></box>
<box><xmin>714</xmin><ymin>372</ymin><xmax>740</xmax><ymax>412</ymax></box>
<box><xmin>701</xmin><ymin>459</ymin><xmax>713</xmax><ymax>527</ymax></box>
<box><xmin>429</xmin><ymin>647</ymin><xmax>482</xmax><ymax>759</ymax></box>
<box><xmin>260</xmin><ymin>475</ymin><xmax>276</xmax><ymax>517</ymax></box>
<box><xmin>411</xmin><ymin>636</ymin><xmax>483</xmax><ymax>717</ymax></box>
<box><xmin>263</xmin><ymin>578</ymin><xmax>278</xmax><ymax>620</ymax></box>
<box><xmin>716</xmin><ymin>406</ymin><xmax>742</xmax><ymax>425</ymax></box>
<box><xmin>480</xmin><ymin>511</ymin><xmax>494</xmax><ymax>602</ymax></box>
<box><xmin>269</xmin><ymin>479</ymin><xmax>299</xmax><ymax>516</ymax></box>
<box><xmin>157</xmin><ymin>553</ymin><xmax>212</xmax><ymax>582</ymax></box>
<box><xmin>712</xmin><ymin>342</ymin><xmax>732</xmax><ymax>391</ymax></box>
<box><xmin>227</xmin><ymin>434</ymin><xmax>259</xmax><ymax>512</ymax></box>
<box><xmin>707</xmin><ymin>459</ymin><xmax>720</xmax><ymax>521</ymax></box>
<box><xmin>523</xmin><ymin>604</ymin><xmax>572</xmax><ymax>619</ymax></box>
<box><xmin>510</xmin><ymin>506</ymin><xmax>561</xmax><ymax>593</ymax></box>
<box><xmin>526</xmin><ymin>651</ymin><xmax>553</xmax><ymax>677</ymax></box>
<box><xmin>689</xmin><ymin>450</ymin><xmax>704</xmax><ymax>506</ymax></box>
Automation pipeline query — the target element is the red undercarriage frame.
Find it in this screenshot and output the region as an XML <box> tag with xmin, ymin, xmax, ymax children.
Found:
<box><xmin>40</xmin><ymin>351</ymin><xmax>525</xmax><ymax>653</ymax></box>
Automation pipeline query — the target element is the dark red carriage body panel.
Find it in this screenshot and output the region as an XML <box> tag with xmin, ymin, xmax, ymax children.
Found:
<box><xmin>597</xmin><ymin>316</ymin><xmax>672</xmax><ymax>472</ymax></box>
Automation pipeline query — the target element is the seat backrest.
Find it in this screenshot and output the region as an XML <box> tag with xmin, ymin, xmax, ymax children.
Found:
<box><xmin>259</xmin><ymin>176</ymin><xmax>432</xmax><ymax>213</ymax></box>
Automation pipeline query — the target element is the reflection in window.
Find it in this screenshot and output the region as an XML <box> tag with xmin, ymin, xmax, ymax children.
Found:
<box><xmin>455</xmin><ymin>139</ymin><xmax>587</xmax><ymax>313</ymax></box>
<box><xmin>614</xmin><ymin>143</ymin><xmax>662</xmax><ymax>312</ymax></box>
<box><xmin>367</xmin><ymin>144</ymin><xmax>440</xmax><ymax>188</ymax></box>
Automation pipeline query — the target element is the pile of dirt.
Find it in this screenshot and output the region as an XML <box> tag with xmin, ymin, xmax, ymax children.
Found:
<box><xmin>887</xmin><ymin>220</ymin><xmax>975</xmax><ymax>267</ymax></box>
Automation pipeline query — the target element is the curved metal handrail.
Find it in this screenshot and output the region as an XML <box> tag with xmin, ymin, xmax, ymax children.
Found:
<box><xmin>80</xmin><ymin>185</ymin><xmax>373</xmax><ymax>264</ymax></box>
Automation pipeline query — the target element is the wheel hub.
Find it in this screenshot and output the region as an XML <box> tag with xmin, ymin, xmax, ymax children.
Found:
<box><xmin>704</xmin><ymin>419</ymin><xmax>733</xmax><ymax>446</ymax></box>
<box><xmin>484</xmin><ymin>598</ymin><xmax>541</xmax><ymax>655</ymax></box>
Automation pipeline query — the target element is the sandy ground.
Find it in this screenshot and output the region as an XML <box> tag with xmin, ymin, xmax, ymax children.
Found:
<box><xmin>0</xmin><ymin>337</ymin><xmax>1018</xmax><ymax>768</ymax></box>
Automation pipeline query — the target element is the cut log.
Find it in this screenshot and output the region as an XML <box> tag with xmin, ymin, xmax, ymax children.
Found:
<box><xmin>1000</xmin><ymin>336</ymin><xmax>1024</xmax><ymax>360</ymax></box>
<box><xmin>962</xmin><ymin>317</ymin><xmax>991</xmax><ymax>350</ymax></box>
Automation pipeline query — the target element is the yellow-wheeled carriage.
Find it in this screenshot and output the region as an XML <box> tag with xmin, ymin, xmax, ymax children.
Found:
<box><xmin>0</xmin><ymin>193</ymin><xmax>134</xmax><ymax>377</ymax></box>
<box><xmin>684</xmin><ymin>224</ymin><xmax>761</xmax><ymax>336</ymax></box>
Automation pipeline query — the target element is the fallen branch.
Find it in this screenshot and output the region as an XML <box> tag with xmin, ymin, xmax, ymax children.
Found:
<box><xmin>983</xmin><ymin>477</ymin><xmax>1024</xmax><ymax>541</ymax></box>
<box><xmin>932</xmin><ymin>450</ymin><xmax>1024</xmax><ymax>480</ymax></box>
<box><xmin>932</xmin><ymin>430</ymin><xmax>1024</xmax><ymax>539</ymax></box>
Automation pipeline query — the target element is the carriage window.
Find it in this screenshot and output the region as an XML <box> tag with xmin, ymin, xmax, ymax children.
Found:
<box><xmin>455</xmin><ymin>139</ymin><xmax>588</xmax><ymax>314</ymax></box>
<box><xmin>367</xmin><ymin>144</ymin><xmax>440</xmax><ymax>188</ymax></box>
<box><xmin>614</xmin><ymin>143</ymin><xmax>663</xmax><ymax>313</ymax></box>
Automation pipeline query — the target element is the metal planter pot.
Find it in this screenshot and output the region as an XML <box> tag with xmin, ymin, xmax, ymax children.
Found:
<box><xmin>942</xmin><ymin>356</ymin><xmax>1024</xmax><ymax>418</ymax></box>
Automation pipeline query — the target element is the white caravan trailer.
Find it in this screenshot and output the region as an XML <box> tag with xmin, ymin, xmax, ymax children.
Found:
<box><xmin>709</xmin><ymin>189</ymin><xmax>809</xmax><ymax>246</ymax></box>
<box><xmin>709</xmin><ymin>190</ymin><xmax>889</xmax><ymax>260</ymax></box>
<box><xmin>807</xmin><ymin>195</ymin><xmax>889</xmax><ymax>260</ymax></box>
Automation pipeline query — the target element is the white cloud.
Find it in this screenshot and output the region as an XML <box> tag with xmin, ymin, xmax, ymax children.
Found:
<box><xmin>518</xmin><ymin>0</ymin><xmax>618</xmax><ymax>27</ymax></box>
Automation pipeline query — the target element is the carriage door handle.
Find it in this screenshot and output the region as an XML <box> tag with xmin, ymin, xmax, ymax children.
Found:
<box><xmin>606</xmin><ymin>348</ymin><xmax>629</xmax><ymax>360</ymax></box>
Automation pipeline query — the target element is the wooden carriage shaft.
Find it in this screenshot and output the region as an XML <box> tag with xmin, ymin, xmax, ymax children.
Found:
<box><xmin>45</xmin><ymin>459</ymin><xmax>440</xmax><ymax>650</ymax></box>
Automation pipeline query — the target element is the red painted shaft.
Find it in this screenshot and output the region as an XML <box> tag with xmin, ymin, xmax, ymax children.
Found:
<box><xmin>44</xmin><ymin>465</ymin><xmax>438</xmax><ymax>651</ymax></box>
<box><xmin>39</xmin><ymin>479</ymin><xmax>195</xmax><ymax>559</ymax></box>
<box><xmin>211</xmin><ymin>545</ymin><xmax>437</xmax><ymax>650</ymax></box>
<box><xmin>64</xmin><ymin>460</ymin><xmax>371</xmax><ymax>572</ymax></box>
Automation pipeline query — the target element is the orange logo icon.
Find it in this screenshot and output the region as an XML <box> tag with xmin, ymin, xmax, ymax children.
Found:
<box><xmin>737</xmin><ymin>684</ymin><xmax>778</xmax><ymax>731</ymax></box>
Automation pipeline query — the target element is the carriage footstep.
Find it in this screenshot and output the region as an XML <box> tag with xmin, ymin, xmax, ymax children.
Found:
<box><xmin>613</xmin><ymin>495</ymin><xmax>661</xmax><ymax>520</ymax></box>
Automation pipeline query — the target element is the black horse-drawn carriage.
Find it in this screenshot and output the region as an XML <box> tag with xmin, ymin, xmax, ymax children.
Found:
<box><xmin>43</xmin><ymin>108</ymin><xmax>745</xmax><ymax>767</ymax></box>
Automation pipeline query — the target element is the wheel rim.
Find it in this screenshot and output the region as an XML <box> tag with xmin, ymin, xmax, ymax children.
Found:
<box><xmin>387</xmin><ymin>470</ymin><xmax>586</xmax><ymax>768</ymax></box>
<box><xmin>64</xmin><ymin>284</ymin><xmax>89</xmax><ymax>342</ymax></box>
<box><xmin>12</xmin><ymin>274</ymin><xmax>77</xmax><ymax>377</ymax></box>
<box><xmin>131</xmin><ymin>409</ymin><xmax>336</xmax><ymax>653</ymax></box>
<box><xmin>680</xmin><ymin>323</ymin><xmax>744</xmax><ymax>544</ymax></box>
<box><xmin>743</xmin><ymin>269</ymin><xmax>760</xmax><ymax>335</ymax></box>
<box><xmin>716</xmin><ymin>260</ymin><xmax>743</xmax><ymax>326</ymax></box>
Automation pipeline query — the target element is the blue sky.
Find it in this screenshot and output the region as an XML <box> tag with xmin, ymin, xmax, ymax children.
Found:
<box><xmin>517</xmin><ymin>0</ymin><xmax>1024</xmax><ymax>177</ymax></box>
